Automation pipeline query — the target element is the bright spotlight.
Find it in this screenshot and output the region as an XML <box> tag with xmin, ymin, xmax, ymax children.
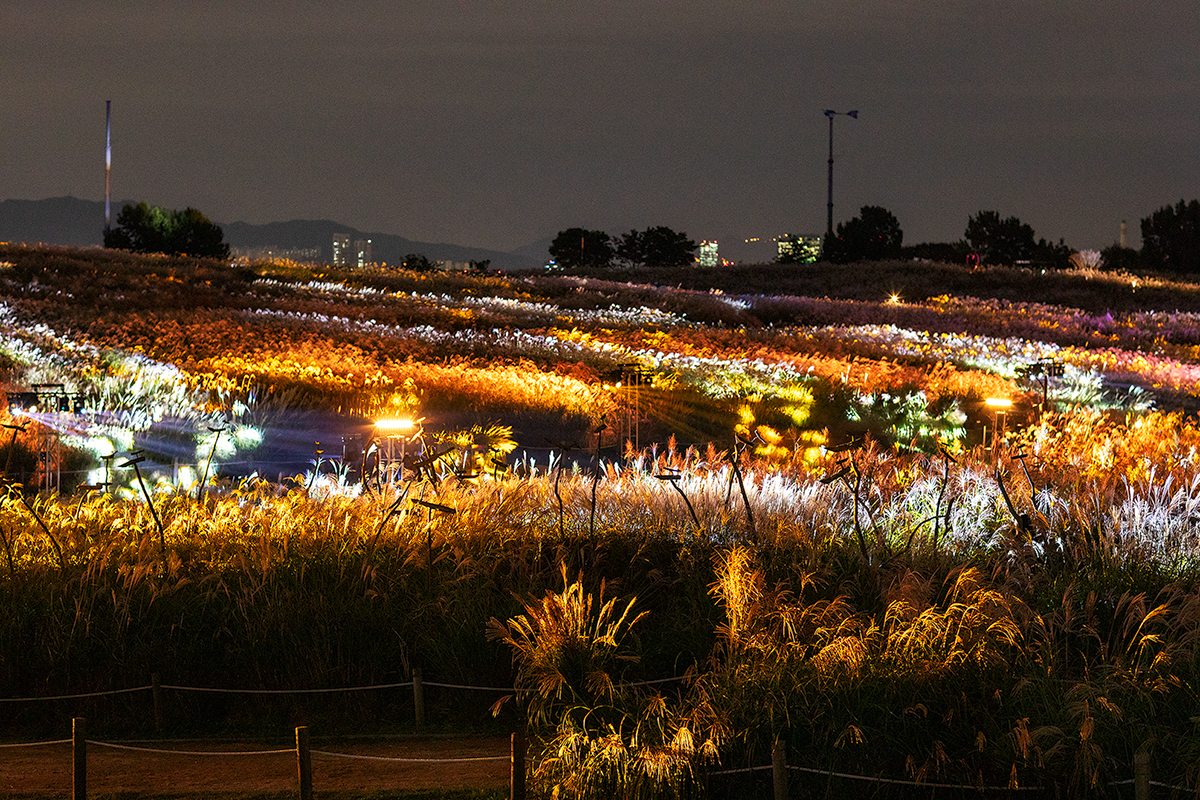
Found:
<box><xmin>375</xmin><ymin>417</ymin><xmax>416</xmax><ymax>433</ymax></box>
<box><xmin>985</xmin><ymin>398</ymin><xmax>1013</xmax><ymax>409</ymax></box>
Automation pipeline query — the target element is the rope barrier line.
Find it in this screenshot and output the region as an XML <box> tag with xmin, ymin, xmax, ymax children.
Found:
<box><xmin>422</xmin><ymin>681</ymin><xmax>510</xmax><ymax>692</ymax></box>
<box><xmin>710</xmin><ymin>764</ymin><xmax>772</xmax><ymax>775</ymax></box>
<box><xmin>311</xmin><ymin>749</ymin><xmax>509</xmax><ymax>763</ymax></box>
<box><xmin>786</xmin><ymin>764</ymin><xmax>1044</xmax><ymax>791</ymax></box>
<box><xmin>711</xmin><ymin>761</ymin><xmax>1044</xmax><ymax>791</ymax></box>
<box><xmin>1150</xmin><ymin>779</ymin><xmax>1194</xmax><ymax>791</ymax></box>
<box><xmin>0</xmin><ymin>677</ymin><xmax>693</xmax><ymax>702</ymax></box>
<box><xmin>0</xmin><ymin>685</ymin><xmax>150</xmax><ymax>702</ymax></box>
<box><xmin>159</xmin><ymin>681</ymin><xmax>413</xmax><ymax>694</ymax></box>
<box><xmin>0</xmin><ymin>677</ymin><xmax>729</xmax><ymax>701</ymax></box>
<box><xmin>627</xmin><ymin>676</ymin><xmax>688</xmax><ymax>687</ymax></box>
<box><xmin>88</xmin><ymin>740</ymin><xmax>293</xmax><ymax>756</ymax></box>
<box><xmin>1111</xmin><ymin>778</ymin><xmax>1195</xmax><ymax>792</ymax></box>
<box><xmin>0</xmin><ymin>731</ymin><xmax>1182</xmax><ymax>790</ymax></box>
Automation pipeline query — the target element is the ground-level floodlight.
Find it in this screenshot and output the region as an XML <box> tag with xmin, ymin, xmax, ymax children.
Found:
<box><xmin>375</xmin><ymin>417</ymin><xmax>417</xmax><ymax>434</ymax></box>
<box><xmin>374</xmin><ymin>417</ymin><xmax>424</xmax><ymax>483</ymax></box>
<box><xmin>984</xmin><ymin>397</ymin><xmax>1013</xmax><ymax>450</ymax></box>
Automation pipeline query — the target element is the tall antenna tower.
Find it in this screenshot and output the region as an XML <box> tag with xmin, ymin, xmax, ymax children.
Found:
<box><xmin>104</xmin><ymin>100</ymin><xmax>112</xmax><ymax>235</ymax></box>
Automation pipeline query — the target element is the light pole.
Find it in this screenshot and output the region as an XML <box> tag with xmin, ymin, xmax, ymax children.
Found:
<box><xmin>824</xmin><ymin>109</ymin><xmax>858</xmax><ymax>236</ymax></box>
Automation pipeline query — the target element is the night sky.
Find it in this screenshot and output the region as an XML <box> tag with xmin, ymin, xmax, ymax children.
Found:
<box><xmin>4</xmin><ymin>2</ymin><xmax>1198</xmax><ymax>262</ymax></box>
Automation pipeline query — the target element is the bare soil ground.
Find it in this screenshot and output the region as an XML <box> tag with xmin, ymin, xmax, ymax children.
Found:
<box><xmin>0</xmin><ymin>735</ymin><xmax>509</xmax><ymax>797</ymax></box>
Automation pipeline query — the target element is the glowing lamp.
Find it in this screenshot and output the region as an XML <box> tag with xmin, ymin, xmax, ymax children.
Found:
<box><xmin>376</xmin><ymin>417</ymin><xmax>416</xmax><ymax>433</ymax></box>
<box><xmin>985</xmin><ymin>398</ymin><xmax>1013</xmax><ymax>409</ymax></box>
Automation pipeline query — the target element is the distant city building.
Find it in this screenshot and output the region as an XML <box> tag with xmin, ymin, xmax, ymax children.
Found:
<box><xmin>332</xmin><ymin>234</ymin><xmax>351</xmax><ymax>266</ymax></box>
<box><xmin>331</xmin><ymin>234</ymin><xmax>372</xmax><ymax>267</ymax></box>
<box><xmin>231</xmin><ymin>246</ymin><xmax>321</xmax><ymax>263</ymax></box>
<box><xmin>698</xmin><ymin>240</ymin><xmax>719</xmax><ymax>267</ymax></box>
<box><xmin>353</xmin><ymin>238</ymin><xmax>372</xmax><ymax>267</ymax></box>
<box><xmin>776</xmin><ymin>234</ymin><xmax>822</xmax><ymax>264</ymax></box>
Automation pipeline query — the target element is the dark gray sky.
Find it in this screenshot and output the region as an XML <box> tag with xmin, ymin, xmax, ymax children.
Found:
<box><xmin>4</xmin><ymin>2</ymin><xmax>1198</xmax><ymax>261</ymax></box>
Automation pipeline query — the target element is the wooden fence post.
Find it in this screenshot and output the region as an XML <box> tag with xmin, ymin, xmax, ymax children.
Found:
<box><xmin>1135</xmin><ymin>751</ymin><xmax>1150</xmax><ymax>800</ymax></box>
<box><xmin>413</xmin><ymin>668</ymin><xmax>424</xmax><ymax>730</ymax></box>
<box><xmin>73</xmin><ymin>717</ymin><xmax>86</xmax><ymax>800</ymax></box>
<box><xmin>151</xmin><ymin>673</ymin><xmax>162</xmax><ymax>733</ymax></box>
<box><xmin>772</xmin><ymin>738</ymin><xmax>787</xmax><ymax>800</ymax></box>
<box><xmin>296</xmin><ymin>726</ymin><xmax>312</xmax><ymax>800</ymax></box>
<box><xmin>511</xmin><ymin>729</ymin><xmax>526</xmax><ymax>800</ymax></box>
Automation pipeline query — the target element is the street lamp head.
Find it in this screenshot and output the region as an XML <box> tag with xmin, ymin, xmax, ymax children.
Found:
<box><xmin>847</xmin><ymin>110</ymin><xmax>858</xmax><ymax>118</ymax></box>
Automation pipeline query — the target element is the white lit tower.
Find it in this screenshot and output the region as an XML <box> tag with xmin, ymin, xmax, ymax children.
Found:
<box><xmin>332</xmin><ymin>234</ymin><xmax>351</xmax><ymax>266</ymax></box>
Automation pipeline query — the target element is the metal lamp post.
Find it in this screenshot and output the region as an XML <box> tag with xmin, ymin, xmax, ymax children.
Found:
<box><xmin>824</xmin><ymin>109</ymin><xmax>858</xmax><ymax>236</ymax></box>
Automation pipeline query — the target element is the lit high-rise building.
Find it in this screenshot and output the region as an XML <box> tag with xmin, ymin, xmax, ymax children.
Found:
<box><xmin>332</xmin><ymin>234</ymin><xmax>351</xmax><ymax>266</ymax></box>
<box><xmin>776</xmin><ymin>234</ymin><xmax>822</xmax><ymax>264</ymax></box>
<box><xmin>698</xmin><ymin>240</ymin><xmax>719</xmax><ymax>267</ymax></box>
<box><xmin>353</xmin><ymin>238</ymin><xmax>373</xmax><ymax>267</ymax></box>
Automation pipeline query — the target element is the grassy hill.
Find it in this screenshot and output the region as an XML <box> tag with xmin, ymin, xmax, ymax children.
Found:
<box><xmin>1</xmin><ymin>245</ymin><xmax>1200</xmax><ymax>795</ymax></box>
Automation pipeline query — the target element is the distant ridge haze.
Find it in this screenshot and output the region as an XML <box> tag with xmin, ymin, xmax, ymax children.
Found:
<box><xmin>0</xmin><ymin>197</ymin><xmax>541</xmax><ymax>271</ymax></box>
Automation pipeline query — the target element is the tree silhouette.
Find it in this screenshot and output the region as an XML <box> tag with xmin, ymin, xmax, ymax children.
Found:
<box><xmin>964</xmin><ymin>211</ymin><xmax>1038</xmax><ymax>266</ymax></box>
<box><xmin>1100</xmin><ymin>243</ymin><xmax>1142</xmax><ymax>273</ymax></box>
<box><xmin>965</xmin><ymin>211</ymin><xmax>1072</xmax><ymax>268</ymax></box>
<box><xmin>1141</xmin><ymin>199</ymin><xmax>1200</xmax><ymax>274</ymax></box>
<box><xmin>616</xmin><ymin>226</ymin><xmax>697</xmax><ymax>267</ymax></box>
<box><xmin>402</xmin><ymin>253</ymin><xmax>436</xmax><ymax>271</ymax></box>
<box><xmin>549</xmin><ymin>228</ymin><xmax>613</xmax><ymax>269</ymax></box>
<box><xmin>822</xmin><ymin>205</ymin><xmax>903</xmax><ymax>263</ymax></box>
<box><xmin>103</xmin><ymin>202</ymin><xmax>229</xmax><ymax>259</ymax></box>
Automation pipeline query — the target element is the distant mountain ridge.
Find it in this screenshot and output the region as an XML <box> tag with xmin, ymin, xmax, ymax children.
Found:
<box><xmin>0</xmin><ymin>197</ymin><xmax>541</xmax><ymax>271</ymax></box>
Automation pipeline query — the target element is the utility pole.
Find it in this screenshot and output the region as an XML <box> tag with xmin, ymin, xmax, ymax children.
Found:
<box><xmin>105</xmin><ymin>100</ymin><xmax>112</xmax><ymax>236</ymax></box>
<box><xmin>824</xmin><ymin>109</ymin><xmax>858</xmax><ymax>236</ymax></box>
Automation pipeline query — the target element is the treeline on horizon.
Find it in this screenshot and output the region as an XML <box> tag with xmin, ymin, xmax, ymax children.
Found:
<box><xmin>85</xmin><ymin>193</ymin><xmax>1200</xmax><ymax>286</ymax></box>
<box><xmin>548</xmin><ymin>199</ymin><xmax>1200</xmax><ymax>277</ymax></box>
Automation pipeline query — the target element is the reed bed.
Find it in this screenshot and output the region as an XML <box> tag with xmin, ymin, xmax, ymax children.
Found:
<box><xmin>0</xmin><ymin>410</ymin><xmax>1198</xmax><ymax>796</ymax></box>
<box><xmin>5</xmin><ymin>243</ymin><xmax>1198</xmax><ymax>446</ymax></box>
<box><xmin>5</xmin><ymin>246</ymin><xmax>1200</xmax><ymax>795</ymax></box>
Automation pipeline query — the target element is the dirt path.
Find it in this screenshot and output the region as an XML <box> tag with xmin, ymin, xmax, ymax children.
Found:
<box><xmin>0</xmin><ymin>735</ymin><xmax>510</xmax><ymax>795</ymax></box>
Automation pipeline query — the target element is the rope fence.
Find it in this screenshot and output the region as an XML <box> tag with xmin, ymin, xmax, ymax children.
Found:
<box><xmin>0</xmin><ymin>720</ymin><xmax>1183</xmax><ymax>800</ymax></box>
<box><xmin>786</xmin><ymin>763</ymin><xmax>1044</xmax><ymax>791</ymax></box>
<box><xmin>0</xmin><ymin>670</ymin><xmax>507</xmax><ymax>733</ymax></box>
<box><xmin>88</xmin><ymin>740</ymin><xmax>294</xmax><ymax>756</ymax></box>
<box><xmin>0</xmin><ymin>685</ymin><xmax>152</xmax><ymax>702</ymax></box>
<box><xmin>157</xmin><ymin>680</ymin><xmax>415</xmax><ymax>694</ymax></box>
<box><xmin>44</xmin><ymin>718</ymin><xmax>523</xmax><ymax>800</ymax></box>
<box><xmin>311</xmin><ymin>749</ymin><xmax>509</xmax><ymax>763</ymax></box>
<box><xmin>0</xmin><ymin>684</ymin><xmax>1183</xmax><ymax>800</ymax></box>
<box><xmin>0</xmin><ymin>670</ymin><xmax>672</xmax><ymax>737</ymax></box>
<box><xmin>0</xmin><ymin>738</ymin><xmax>71</xmax><ymax>748</ymax></box>
<box><xmin>0</xmin><ymin>674</ymin><xmax>526</xmax><ymax>701</ymax></box>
